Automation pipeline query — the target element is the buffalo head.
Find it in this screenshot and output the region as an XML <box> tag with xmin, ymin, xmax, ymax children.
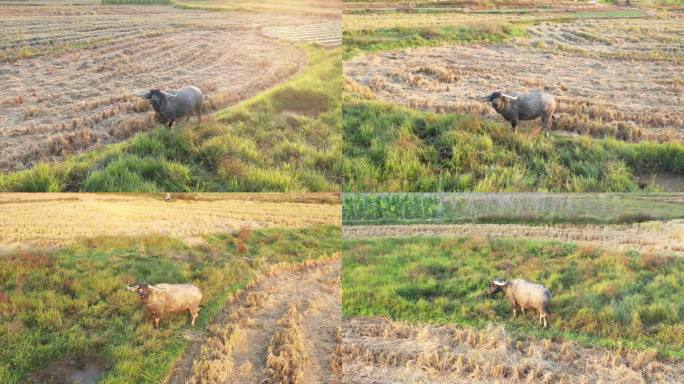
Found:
<box><xmin>127</xmin><ymin>283</ymin><xmax>155</xmax><ymax>299</ymax></box>
<box><xmin>480</xmin><ymin>91</ymin><xmax>518</xmax><ymax>113</ymax></box>
<box><xmin>486</xmin><ymin>278</ymin><xmax>509</xmax><ymax>297</ymax></box>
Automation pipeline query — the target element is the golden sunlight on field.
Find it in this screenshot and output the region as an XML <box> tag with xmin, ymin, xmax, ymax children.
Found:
<box><xmin>0</xmin><ymin>193</ymin><xmax>340</xmax><ymax>248</ymax></box>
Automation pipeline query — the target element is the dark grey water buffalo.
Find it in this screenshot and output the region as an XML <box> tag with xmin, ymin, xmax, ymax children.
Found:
<box><xmin>139</xmin><ymin>86</ymin><xmax>203</xmax><ymax>128</ymax></box>
<box><xmin>486</xmin><ymin>277</ymin><xmax>552</xmax><ymax>328</ymax></box>
<box><xmin>480</xmin><ymin>91</ymin><xmax>556</xmax><ymax>133</ymax></box>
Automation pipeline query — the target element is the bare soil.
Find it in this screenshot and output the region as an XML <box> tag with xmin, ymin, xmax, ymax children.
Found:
<box><xmin>344</xmin><ymin>32</ymin><xmax>684</xmax><ymax>141</ymax></box>
<box><xmin>343</xmin><ymin>222</ymin><xmax>684</xmax><ymax>255</ymax></box>
<box><xmin>0</xmin><ymin>4</ymin><xmax>337</xmax><ymax>172</ymax></box>
<box><xmin>341</xmin><ymin>317</ymin><xmax>684</xmax><ymax>384</ymax></box>
<box><xmin>173</xmin><ymin>258</ymin><xmax>342</xmax><ymax>384</ymax></box>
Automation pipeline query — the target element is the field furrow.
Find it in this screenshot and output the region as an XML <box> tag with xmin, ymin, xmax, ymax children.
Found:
<box><xmin>177</xmin><ymin>258</ymin><xmax>341</xmax><ymax>384</ymax></box>
<box><xmin>263</xmin><ymin>20</ymin><xmax>342</xmax><ymax>46</ymax></box>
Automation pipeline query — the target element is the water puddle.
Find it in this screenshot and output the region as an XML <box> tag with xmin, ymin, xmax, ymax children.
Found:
<box><xmin>34</xmin><ymin>356</ymin><xmax>107</xmax><ymax>384</ymax></box>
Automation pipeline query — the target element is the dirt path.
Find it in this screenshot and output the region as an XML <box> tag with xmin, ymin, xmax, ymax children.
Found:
<box><xmin>343</xmin><ymin>222</ymin><xmax>684</xmax><ymax>255</ymax></box>
<box><xmin>342</xmin><ymin>317</ymin><xmax>684</xmax><ymax>384</ymax></box>
<box><xmin>171</xmin><ymin>258</ymin><xmax>341</xmax><ymax>384</ymax></box>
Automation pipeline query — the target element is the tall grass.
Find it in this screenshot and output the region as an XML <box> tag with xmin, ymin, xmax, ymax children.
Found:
<box><xmin>343</xmin><ymin>236</ymin><xmax>684</xmax><ymax>359</ymax></box>
<box><xmin>0</xmin><ymin>46</ymin><xmax>341</xmax><ymax>193</ymax></box>
<box><xmin>342</xmin><ymin>99</ymin><xmax>684</xmax><ymax>192</ymax></box>
<box><xmin>0</xmin><ymin>225</ymin><xmax>340</xmax><ymax>383</ymax></box>
<box><xmin>343</xmin><ymin>193</ymin><xmax>684</xmax><ymax>225</ymax></box>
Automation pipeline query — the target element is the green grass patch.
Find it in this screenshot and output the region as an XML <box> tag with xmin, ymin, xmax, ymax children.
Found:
<box><xmin>342</xmin><ymin>99</ymin><xmax>684</xmax><ymax>192</ymax></box>
<box><xmin>572</xmin><ymin>9</ymin><xmax>647</xmax><ymax>18</ymax></box>
<box><xmin>343</xmin><ymin>236</ymin><xmax>684</xmax><ymax>359</ymax></box>
<box><xmin>0</xmin><ymin>225</ymin><xmax>340</xmax><ymax>383</ymax></box>
<box><xmin>344</xmin><ymin>23</ymin><xmax>526</xmax><ymax>58</ymax></box>
<box><xmin>0</xmin><ymin>46</ymin><xmax>341</xmax><ymax>193</ymax></box>
<box><xmin>343</xmin><ymin>193</ymin><xmax>684</xmax><ymax>225</ymax></box>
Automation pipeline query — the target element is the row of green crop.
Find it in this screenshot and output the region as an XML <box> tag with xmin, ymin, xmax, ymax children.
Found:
<box><xmin>342</xmin><ymin>193</ymin><xmax>684</xmax><ymax>225</ymax></box>
<box><xmin>343</xmin><ymin>193</ymin><xmax>444</xmax><ymax>223</ymax></box>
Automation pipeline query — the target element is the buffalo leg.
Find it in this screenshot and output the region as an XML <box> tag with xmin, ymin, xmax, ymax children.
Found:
<box><xmin>511</xmin><ymin>120</ymin><xmax>518</xmax><ymax>132</ymax></box>
<box><xmin>539</xmin><ymin>311</ymin><xmax>548</xmax><ymax>328</ymax></box>
<box><xmin>190</xmin><ymin>307</ymin><xmax>199</xmax><ymax>326</ymax></box>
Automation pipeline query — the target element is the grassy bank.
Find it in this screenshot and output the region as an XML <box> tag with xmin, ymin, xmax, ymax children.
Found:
<box><xmin>0</xmin><ymin>225</ymin><xmax>341</xmax><ymax>383</ymax></box>
<box><xmin>342</xmin><ymin>193</ymin><xmax>684</xmax><ymax>225</ymax></box>
<box><xmin>344</xmin><ymin>22</ymin><xmax>526</xmax><ymax>58</ymax></box>
<box><xmin>0</xmin><ymin>46</ymin><xmax>341</xmax><ymax>192</ymax></box>
<box><xmin>342</xmin><ymin>236</ymin><xmax>684</xmax><ymax>359</ymax></box>
<box><xmin>342</xmin><ymin>100</ymin><xmax>684</xmax><ymax>192</ymax></box>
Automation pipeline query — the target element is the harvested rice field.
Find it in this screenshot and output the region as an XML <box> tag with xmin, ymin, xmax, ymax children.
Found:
<box><xmin>341</xmin><ymin>317</ymin><xmax>684</xmax><ymax>384</ymax></box>
<box><xmin>177</xmin><ymin>258</ymin><xmax>342</xmax><ymax>384</ymax></box>
<box><xmin>0</xmin><ymin>193</ymin><xmax>341</xmax><ymax>249</ymax></box>
<box><xmin>0</xmin><ymin>193</ymin><xmax>341</xmax><ymax>384</ymax></box>
<box><xmin>344</xmin><ymin>20</ymin><xmax>684</xmax><ymax>142</ymax></box>
<box><xmin>343</xmin><ymin>221</ymin><xmax>684</xmax><ymax>255</ymax></box>
<box><xmin>342</xmin><ymin>1</ymin><xmax>684</xmax><ymax>192</ymax></box>
<box><xmin>0</xmin><ymin>2</ymin><xmax>338</xmax><ymax>172</ymax></box>
<box><xmin>341</xmin><ymin>192</ymin><xmax>684</xmax><ymax>383</ymax></box>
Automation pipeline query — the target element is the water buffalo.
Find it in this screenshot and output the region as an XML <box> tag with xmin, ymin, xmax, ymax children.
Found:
<box><xmin>486</xmin><ymin>278</ymin><xmax>552</xmax><ymax>328</ymax></box>
<box><xmin>480</xmin><ymin>91</ymin><xmax>557</xmax><ymax>133</ymax></box>
<box><xmin>138</xmin><ymin>86</ymin><xmax>203</xmax><ymax>128</ymax></box>
<box><xmin>127</xmin><ymin>283</ymin><xmax>202</xmax><ymax>328</ymax></box>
